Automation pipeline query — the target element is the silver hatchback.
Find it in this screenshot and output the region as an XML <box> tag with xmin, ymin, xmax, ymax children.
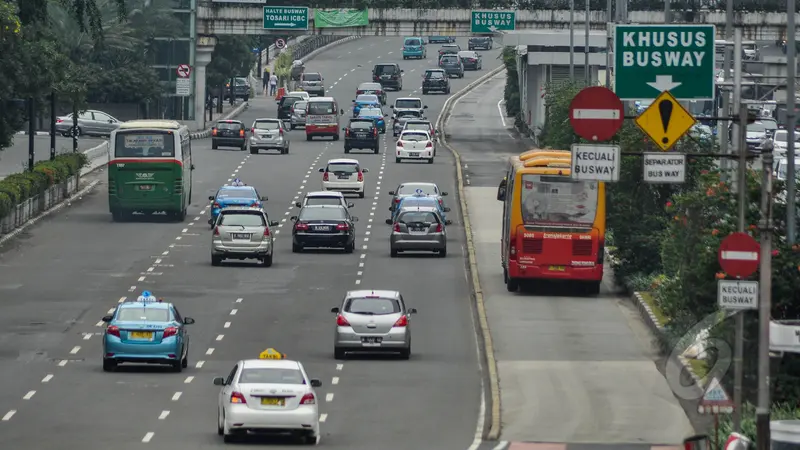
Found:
<box><xmin>250</xmin><ymin>119</ymin><xmax>290</xmax><ymax>154</ymax></box>
<box><xmin>211</xmin><ymin>207</ymin><xmax>279</xmax><ymax>267</ymax></box>
<box><xmin>290</xmin><ymin>101</ymin><xmax>308</xmax><ymax>129</ymax></box>
<box><xmin>331</xmin><ymin>290</ymin><xmax>417</xmax><ymax>360</ymax></box>
<box><xmin>389</xmin><ymin>206</ymin><xmax>447</xmax><ymax>257</ymax></box>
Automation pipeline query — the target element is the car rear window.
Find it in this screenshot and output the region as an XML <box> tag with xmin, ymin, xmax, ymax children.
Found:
<box><xmin>239</xmin><ymin>368</ymin><xmax>305</xmax><ymax>384</ymax></box>
<box><xmin>359</xmin><ymin>108</ymin><xmax>382</xmax><ymax>117</ymax></box>
<box><xmin>216</xmin><ymin>188</ymin><xmax>257</xmax><ymax>199</ymax></box>
<box><xmin>401</xmin><ymin>132</ymin><xmax>428</xmax><ymax>141</ymax></box>
<box><xmin>281</xmin><ymin>97</ymin><xmax>301</xmax><ymax>106</ymax></box>
<box><xmin>216</xmin><ymin>122</ymin><xmax>242</xmax><ymax>130</ymax></box>
<box><xmin>117</xmin><ymin>307</ymin><xmax>170</xmax><ymax>322</ymax></box>
<box><xmin>425</xmin><ymin>71</ymin><xmax>445</xmax><ymax>79</ymax></box>
<box><xmin>326</xmin><ymin>162</ymin><xmax>359</xmax><ymax>173</ymax></box>
<box><xmin>395</xmin><ymin>110</ymin><xmax>422</xmax><ymax>119</ymax></box>
<box><xmin>305</xmin><ymin>196</ymin><xmax>342</xmax><ymax>206</ymax></box>
<box><xmin>406</xmin><ymin>123</ymin><xmax>430</xmax><ymax>131</ymax></box>
<box><xmin>398</xmin><ymin>211</ymin><xmax>440</xmax><ymax>224</ymax></box>
<box><xmin>303</xmin><ymin>73</ymin><xmax>322</xmax><ymax>81</ymax></box>
<box><xmin>350</xmin><ymin>121</ymin><xmax>373</xmax><ymax>130</ymax></box>
<box><xmin>254</xmin><ymin>121</ymin><xmax>280</xmax><ymax>130</ymax></box>
<box><xmin>294</xmin><ymin>101</ymin><xmax>307</xmax><ymax>110</ymax></box>
<box><xmin>219</xmin><ymin>212</ymin><xmax>265</xmax><ymax>227</ymax></box>
<box><xmin>398</xmin><ymin>184</ymin><xmax>437</xmax><ymax>195</ymax></box>
<box><xmin>114</xmin><ymin>132</ymin><xmax>175</xmax><ymax>158</ymax></box>
<box><xmin>405</xmin><ymin>38</ymin><xmax>421</xmax><ymax>46</ymax></box>
<box><xmin>375</xmin><ymin>65</ymin><xmax>398</xmax><ymax>75</ymax></box>
<box><xmin>356</xmin><ymin>95</ymin><xmax>379</xmax><ymax>103</ymax></box>
<box><xmin>441</xmin><ymin>55</ymin><xmax>458</xmax><ymax>63</ymax></box>
<box><xmin>395</xmin><ymin>99</ymin><xmax>422</xmax><ymax>109</ymax></box>
<box><xmin>299</xmin><ymin>207</ymin><xmax>347</xmax><ymax>221</ymax></box>
<box><xmin>345</xmin><ymin>297</ymin><xmax>401</xmax><ymax>315</ymax></box>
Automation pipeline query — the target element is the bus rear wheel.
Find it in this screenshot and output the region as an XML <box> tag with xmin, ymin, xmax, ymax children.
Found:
<box><xmin>504</xmin><ymin>269</ymin><xmax>519</xmax><ymax>292</ymax></box>
<box><xmin>111</xmin><ymin>209</ymin><xmax>127</xmax><ymax>222</ymax></box>
<box><xmin>173</xmin><ymin>208</ymin><xmax>187</xmax><ymax>221</ymax></box>
<box><xmin>585</xmin><ymin>281</ymin><xmax>601</xmax><ymax>295</ymax></box>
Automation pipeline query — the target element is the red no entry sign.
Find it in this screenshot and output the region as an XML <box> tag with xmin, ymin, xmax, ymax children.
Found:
<box><xmin>176</xmin><ymin>64</ymin><xmax>191</xmax><ymax>78</ymax></box>
<box><xmin>569</xmin><ymin>86</ymin><xmax>624</xmax><ymax>142</ymax></box>
<box><xmin>718</xmin><ymin>232</ymin><xmax>760</xmax><ymax>278</ymax></box>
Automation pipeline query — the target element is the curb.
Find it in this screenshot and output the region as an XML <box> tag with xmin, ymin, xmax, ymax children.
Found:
<box><xmin>16</xmin><ymin>131</ymin><xmax>52</xmax><ymax>136</ymax></box>
<box><xmin>436</xmin><ymin>63</ymin><xmax>506</xmax><ymax>441</ymax></box>
<box><xmin>189</xmin><ymin>101</ymin><xmax>250</xmax><ymax>140</ymax></box>
<box><xmin>0</xmin><ymin>180</ymin><xmax>100</xmax><ymax>248</ymax></box>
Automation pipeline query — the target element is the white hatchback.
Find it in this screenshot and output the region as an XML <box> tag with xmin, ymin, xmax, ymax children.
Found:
<box><xmin>319</xmin><ymin>159</ymin><xmax>368</xmax><ymax>198</ymax></box>
<box><xmin>395</xmin><ymin>130</ymin><xmax>434</xmax><ymax>164</ymax></box>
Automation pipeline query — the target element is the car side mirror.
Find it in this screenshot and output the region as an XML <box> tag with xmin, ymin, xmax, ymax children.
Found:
<box><xmin>295</xmin><ymin>201</ymin><xmax>302</xmax><ymax>207</ymax></box>
<box><xmin>191</xmin><ymin>164</ymin><xmax>195</xmax><ymax>170</ymax></box>
<box><xmin>101</xmin><ymin>315</ymin><xmax>113</xmax><ymax>322</ymax></box>
<box><xmin>445</xmin><ymin>219</ymin><xmax>452</xmax><ymax>225</ymax></box>
<box><xmin>408</xmin><ymin>308</ymin><xmax>417</xmax><ymax>314</ymax></box>
<box><xmin>183</xmin><ymin>317</ymin><xmax>195</xmax><ymax>325</ymax></box>
<box><xmin>318</xmin><ymin>168</ymin><xmax>325</xmax><ymax>172</ymax></box>
<box><xmin>108</xmin><ymin>120</ymin><xmax>114</xmax><ymax>123</ymax></box>
<box><xmin>352</xmin><ymin>100</ymin><xmax>356</xmax><ymax>103</ymax></box>
<box><xmin>444</xmin><ymin>207</ymin><xmax>451</xmax><ymax>212</ymax></box>
<box><xmin>342</xmin><ymin>127</ymin><xmax>346</xmax><ymax>131</ymax></box>
<box><xmin>362</xmin><ymin>168</ymin><xmax>369</xmax><ymax>173</ymax></box>
<box><xmin>401</xmin><ymin>69</ymin><xmax>404</xmax><ymax>73</ymax></box>
<box><xmin>352</xmin><ymin>216</ymin><xmax>359</xmax><ymax>222</ymax></box>
<box><xmin>208</xmin><ymin>196</ymin><xmax>215</xmax><ymax>201</ymax></box>
<box><xmin>340</xmin><ymin>109</ymin><xmax>344</xmax><ymax>115</ymax></box>
<box><xmin>290</xmin><ymin>216</ymin><xmax>298</xmax><ymax>221</ymax></box>
<box><xmin>441</xmin><ymin>192</ymin><xmax>448</xmax><ymax>196</ymax></box>
<box><xmin>423</xmin><ymin>105</ymin><xmax>428</xmax><ymax>109</ymax></box>
<box><xmin>261</xmin><ymin>196</ymin><xmax>268</xmax><ymax>201</ymax></box>
<box><xmin>331</xmin><ymin>307</ymin><xmax>340</xmax><ymax>313</ymax></box>
<box><xmin>347</xmin><ymin>202</ymin><xmax>354</xmax><ymax>208</ymax></box>
<box><xmin>385</xmin><ymin>218</ymin><xmax>392</xmax><ymax>224</ymax></box>
<box><xmin>497</xmin><ymin>187</ymin><xmax>506</xmax><ymax>201</ymax></box>
<box><xmin>310</xmin><ymin>379</ymin><xmax>322</xmax><ymax>387</ymax></box>
<box><xmin>390</xmin><ymin>105</ymin><xmax>394</xmax><ymax>109</ymax></box>
<box><xmin>213</xmin><ymin>377</ymin><xmax>225</xmax><ymax>386</ymax></box>
<box><xmin>269</xmin><ymin>221</ymin><xmax>279</xmax><ymax>227</ymax></box>
<box><xmin>388</xmin><ymin>191</ymin><xmax>395</xmax><ymax>195</ymax></box>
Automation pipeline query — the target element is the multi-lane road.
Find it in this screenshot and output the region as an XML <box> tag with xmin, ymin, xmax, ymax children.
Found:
<box><xmin>0</xmin><ymin>37</ymin><xmax>502</xmax><ymax>449</ymax></box>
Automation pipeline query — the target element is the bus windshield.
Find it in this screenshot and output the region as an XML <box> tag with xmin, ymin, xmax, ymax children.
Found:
<box><xmin>520</xmin><ymin>175</ymin><xmax>598</xmax><ymax>226</ymax></box>
<box><xmin>307</xmin><ymin>102</ymin><xmax>336</xmax><ymax>115</ymax></box>
<box><xmin>115</xmin><ymin>132</ymin><xmax>175</xmax><ymax>157</ymax></box>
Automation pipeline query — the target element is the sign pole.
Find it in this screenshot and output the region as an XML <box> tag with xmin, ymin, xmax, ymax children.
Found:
<box><xmin>584</xmin><ymin>0</ymin><xmax>589</xmax><ymax>85</ymax></box>
<box><xmin>719</xmin><ymin>0</ymin><xmax>735</xmax><ymax>182</ymax></box>
<box><xmin>732</xmin><ymin>26</ymin><xmax>746</xmax><ymax>433</ymax></box>
<box><xmin>569</xmin><ymin>0</ymin><xmax>575</xmax><ymax>80</ymax></box>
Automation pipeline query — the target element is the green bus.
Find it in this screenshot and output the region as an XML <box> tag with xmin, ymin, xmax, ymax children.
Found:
<box><xmin>108</xmin><ymin>120</ymin><xmax>193</xmax><ymax>222</ymax></box>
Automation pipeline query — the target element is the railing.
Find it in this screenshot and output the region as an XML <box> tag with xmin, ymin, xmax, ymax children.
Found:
<box><xmin>292</xmin><ymin>35</ymin><xmax>350</xmax><ymax>61</ymax></box>
<box><xmin>0</xmin><ymin>175</ymin><xmax>80</xmax><ymax>237</ymax></box>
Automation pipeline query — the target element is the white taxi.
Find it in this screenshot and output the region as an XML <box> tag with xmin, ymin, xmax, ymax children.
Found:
<box><xmin>395</xmin><ymin>130</ymin><xmax>434</xmax><ymax>164</ymax></box>
<box><xmin>319</xmin><ymin>158</ymin><xmax>369</xmax><ymax>198</ymax></box>
<box><xmin>214</xmin><ymin>348</ymin><xmax>322</xmax><ymax>444</ymax></box>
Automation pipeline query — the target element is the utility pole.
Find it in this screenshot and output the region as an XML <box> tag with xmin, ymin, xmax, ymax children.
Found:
<box><xmin>605</xmin><ymin>0</ymin><xmax>612</xmax><ymax>88</ymax></box>
<box><xmin>569</xmin><ymin>0</ymin><xmax>575</xmax><ymax>80</ymax></box>
<box><xmin>732</xmin><ymin>28</ymin><xmax>746</xmax><ymax>433</ymax></box>
<box><xmin>49</xmin><ymin>92</ymin><xmax>56</xmax><ymax>161</ymax></box>
<box><xmin>786</xmin><ymin>0</ymin><xmax>797</xmax><ymax>244</ymax></box>
<box><xmin>756</xmin><ymin>140</ymin><xmax>774</xmax><ymax>450</ymax></box>
<box><xmin>584</xmin><ymin>0</ymin><xmax>590</xmax><ymax>85</ymax></box>
<box><xmin>719</xmin><ymin>0</ymin><xmax>734</xmax><ymax>182</ymax></box>
<box><xmin>27</xmin><ymin>98</ymin><xmax>34</xmax><ymax>172</ymax></box>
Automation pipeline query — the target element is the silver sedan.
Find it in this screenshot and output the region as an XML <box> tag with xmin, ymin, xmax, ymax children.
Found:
<box><xmin>55</xmin><ymin>109</ymin><xmax>120</xmax><ymax>137</ymax></box>
<box><xmin>331</xmin><ymin>290</ymin><xmax>417</xmax><ymax>360</ymax></box>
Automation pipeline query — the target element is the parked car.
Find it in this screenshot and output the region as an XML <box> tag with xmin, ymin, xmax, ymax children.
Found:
<box><xmin>55</xmin><ymin>109</ymin><xmax>120</xmax><ymax>137</ymax></box>
<box><xmin>224</xmin><ymin>77</ymin><xmax>250</xmax><ymax>101</ymax></box>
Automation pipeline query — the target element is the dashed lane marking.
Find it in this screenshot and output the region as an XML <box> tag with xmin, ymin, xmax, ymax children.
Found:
<box><xmin>196</xmin><ymin>361</ymin><xmax>205</xmax><ymax>368</ymax></box>
<box><xmin>171</xmin><ymin>392</ymin><xmax>182</xmax><ymax>401</ymax></box>
<box><xmin>41</xmin><ymin>374</ymin><xmax>53</xmax><ymax>383</ymax></box>
<box><xmin>142</xmin><ymin>432</ymin><xmax>155</xmax><ymax>443</ymax></box>
<box><xmin>325</xmin><ymin>393</ymin><xmax>334</xmax><ymax>402</ymax></box>
<box><xmin>332</xmin><ymin>377</ymin><xmax>339</xmax><ymax>385</ymax></box>
<box><xmin>158</xmin><ymin>411</ymin><xmax>170</xmax><ymax>420</ymax></box>
<box><xmin>22</xmin><ymin>391</ymin><xmax>35</xmax><ymax>400</ymax></box>
<box><xmin>224</xmin><ymin>321</ymin><xmax>231</xmax><ymax>328</ymax></box>
<box><xmin>184</xmin><ymin>376</ymin><xmax>194</xmax><ymax>384</ymax></box>
<box><xmin>2</xmin><ymin>410</ymin><xmax>16</xmax><ymax>421</ymax></box>
<box><xmin>320</xmin><ymin>413</ymin><xmax>328</xmax><ymax>422</ymax></box>
<box><xmin>216</xmin><ymin>334</ymin><xmax>224</xmax><ymax>341</ymax></box>
<box><xmin>206</xmin><ymin>348</ymin><xmax>215</xmax><ymax>355</ymax></box>
<box><xmin>230</xmin><ymin>309</ymin><xmax>238</xmax><ymax>315</ymax></box>
<box><xmin>69</xmin><ymin>346</ymin><xmax>80</xmax><ymax>354</ymax></box>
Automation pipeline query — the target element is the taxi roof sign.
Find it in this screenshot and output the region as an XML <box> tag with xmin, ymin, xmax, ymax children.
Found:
<box><xmin>259</xmin><ymin>348</ymin><xmax>285</xmax><ymax>360</ymax></box>
<box><xmin>230</xmin><ymin>179</ymin><xmax>246</xmax><ymax>187</ymax></box>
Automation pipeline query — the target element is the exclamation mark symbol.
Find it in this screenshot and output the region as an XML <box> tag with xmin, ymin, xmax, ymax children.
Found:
<box><xmin>658</xmin><ymin>100</ymin><xmax>673</xmax><ymax>144</ymax></box>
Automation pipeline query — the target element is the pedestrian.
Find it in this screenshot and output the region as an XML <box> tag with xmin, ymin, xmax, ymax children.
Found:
<box><xmin>269</xmin><ymin>73</ymin><xmax>278</xmax><ymax>97</ymax></box>
<box><xmin>263</xmin><ymin>69</ymin><xmax>269</xmax><ymax>93</ymax></box>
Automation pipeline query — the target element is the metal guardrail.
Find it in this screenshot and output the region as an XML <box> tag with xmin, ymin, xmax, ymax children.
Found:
<box><xmin>291</xmin><ymin>35</ymin><xmax>350</xmax><ymax>61</ymax></box>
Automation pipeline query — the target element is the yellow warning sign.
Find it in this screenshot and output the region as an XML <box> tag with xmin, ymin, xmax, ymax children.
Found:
<box><xmin>635</xmin><ymin>90</ymin><xmax>697</xmax><ymax>151</ymax></box>
<box><xmin>259</xmin><ymin>348</ymin><xmax>285</xmax><ymax>359</ymax></box>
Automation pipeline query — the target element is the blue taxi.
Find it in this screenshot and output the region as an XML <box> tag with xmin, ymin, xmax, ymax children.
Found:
<box><xmin>356</xmin><ymin>107</ymin><xmax>387</xmax><ymax>134</ymax></box>
<box><xmin>101</xmin><ymin>291</ymin><xmax>196</xmax><ymax>372</ymax></box>
<box><xmin>402</xmin><ymin>37</ymin><xmax>426</xmax><ymax>59</ymax></box>
<box><xmin>208</xmin><ymin>179</ymin><xmax>267</xmax><ymax>227</ymax></box>
<box><xmin>353</xmin><ymin>94</ymin><xmax>381</xmax><ymax>116</ymax></box>
<box><xmin>388</xmin><ymin>190</ymin><xmax>451</xmax><ymax>223</ymax></box>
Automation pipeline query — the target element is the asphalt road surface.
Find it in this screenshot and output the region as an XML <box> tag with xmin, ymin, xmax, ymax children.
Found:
<box><xmin>0</xmin><ymin>135</ymin><xmax>105</xmax><ymax>179</ymax></box>
<box><xmin>450</xmin><ymin>75</ymin><xmax>696</xmax><ymax>447</ymax></box>
<box><xmin>0</xmin><ymin>37</ymin><xmax>503</xmax><ymax>449</ymax></box>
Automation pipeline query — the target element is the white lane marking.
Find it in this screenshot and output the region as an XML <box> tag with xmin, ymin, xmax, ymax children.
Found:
<box><xmin>138</xmin><ymin>276</ymin><xmax>146</xmax><ymax>281</ymax></box>
<box><xmin>154</xmin><ymin>258</ymin><xmax>162</xmax><ymax>264</ymax></box>
<box><xmin>319</xmin><ymin>413</ymin><xmax>328</xmax><ymax>422</ymax></box>
<box><xmin>147</xmin><ymin>267</ymin><xmax>154</xmax><ymax>272</ymax></box>
<box><xmin>184</xmin><ymin>376</ymin><xmax>194</xmax><ymax>384</ymax></box>
<box><xmin>230</xmin><ymin>309</ymin><xmax>238</xmax><ymax>315</ymax></box>
<box><xmin>83</xmin><ymin>333</ymin><xmax>92</xmax><ymax>340</ymax></box>
<box><xmin>22</xmin><ymin>390</ymin><xmax>35</xmax><ymax>400</ymax></box>
<box><xmin>181</xmin><ymin>228</ymin><xmax>188</xmax><ymax>233</ymax></box>
<box><xmin>175</xmin><ymin>236</ymin><xmax>181</xmax><ymax>240</ymax></box>
<box><xmin>159</xmin><ymin>410</ymin><xmax>170</xmax><ymax>420</ymax></box>
<box><xmin>325</xmin><ymin>393</ymin><xmax>334</xmax><ymax>402</ymax></box>
<box><xmin>216</xmin><ymin>334</ymin><xmax>224</xmax><ymax>341</ymax></box>
<box><xmin>360</xmin><ymin>254</ymin><xmax>366</xmax><ymax>259</ymax></box>
<box><xmin>236</xmin><ymin>298</ymin><xmax>243</xmax><ymax>303</ymax></box>
<box><xmin>355</xmin><ymin>279</ymin><xmax>361</xmax><ymax>285</ymax></box>
<box><xmin>162</xmin><ymin>250</ymin><xmax>169</xmax><ymax>256</ymax></box>
<box><xmin>206</xmin><ymin>348</ymin><xmax>215</xmax><ymax>355</ymax></box>
<box><xmin>336</xmin><ymin>364</ymin><xmax>343</xmax><ymax>371</ymax></box>
<box><xmin>332</xmin><ymin>377</ymin><xmax>339</xmax><ymax>385</ymax></box>
<box><xmin>142</xmin><ymin>432</ymin><xmax>155</xmax><ymax>443</ymax></box>
<box><xmin>497</xmin><ymin>99</ymin><xmax>507</xmax><ymax>127</ymax></box>
<box><xmin>2</xmin><ymin>410</ymin><xmax>15</xmax><ymax>421</ymax></box>
<box><xmin>364</xmin><ymin>238</ymin><xmax>369</xmax><ymax>242</ymax></box>
<box><xmin>129</xmin><ymin>286</ymin><xmax>136</xmax><ymax>292</ymax></box>
<box><xmin>492</xmin><ymin>442</ymin><xmax>509</xmax><ymax>450</ymax></box>
<box><xmin>196</xmin><ymin>361</ymin><xmax>205</xmax><ymax>368</ymax></box>
<box><xmin>107</xmin><ymin>308</ymin><xmax>114</xmax><ymax>314</ymax></box>
<box><xmin>362</xmin><ymin>245</ymin><xmax>368</xmax><ymax>250</ymax></box>
<box><xmin>119</xmin><ymin>296</ymin><xmax>127</xmax><ymax>303</ymax></box>
<box><xmin>69</xmin><ymin>346</ymin><xmax>80</xmax><ymax>354</ymax></box>
<box><xmin>95</xmin><ymin>320</ymin><xmax>104</xmax><ymax>327</ymax></box>
<box><xmin>359</xmin><ymin>262</ymin><xmax>364</xmax><ymax>268</ymax></box>
<box><xmin>58</xmin><ymin>360</ymin><xmax>67</xmax><ymax>367</ymax></box>
<box><xmin>357</xmin><ymin>271</ymin><xmax>363</xmax><ymax>276</ymax></box>
<box><xmin>171</xmin><ymin>392</ymin><xmax>182</xmax><ymax>401</ymax></box>
<box><xmin>41</xmin><ymin>374</ymin><xmax>53</xmax><ymax>383</ymax></box>
<box><xmin>224</xmin><ymin>321</ymin><xmax>231</xmax><ymax>328</ymax></box>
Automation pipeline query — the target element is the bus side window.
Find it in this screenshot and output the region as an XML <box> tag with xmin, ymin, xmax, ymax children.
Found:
<box><xmin>497</xmin><ymin>176</ymin><xmax>507</xmax><ymax>201</ymax></box>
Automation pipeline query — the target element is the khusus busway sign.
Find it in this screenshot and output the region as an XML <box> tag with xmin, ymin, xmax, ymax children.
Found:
<box><xmin>570</xmin><ymin>144</ymin><xmax>621</xmax><ymax>182</ymax></box>
<box><xmin>470</xmin><ymin>10</ymin><xmax>516</xmax><ymax>33</ymax></box>
<box><xmin>614</xmin><ymin>24</ymin><xmax>716</xmax><ymax>100</ymax></box>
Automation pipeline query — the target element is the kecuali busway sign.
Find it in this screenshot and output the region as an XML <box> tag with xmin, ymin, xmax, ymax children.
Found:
<box><xmin>614</xmin><ymin>24</ymin><xmax>716</xmax><ymax>101</ymax></box>
<box><xmin>212</xmin><ymin>0</ymin><xmax>266</xmax><ymax>3</ymax></box>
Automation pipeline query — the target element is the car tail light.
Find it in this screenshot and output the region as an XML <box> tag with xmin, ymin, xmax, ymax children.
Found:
<box><xmin>213</xmin><ymin>226</ymin><xmax>220</xmax><ymax>236</ymax></box>
<box><xmin>357</xmin><ymin>90</ymin><xmax>364</xmax><ymax>95</ymax></box>
<box><xmin>230</xmin><ymin>392</ymin><xmax>247</xmax><ymax>404</ymax></box>
<box><xmin>336</xmin><ymin>314</ymin><xmax>350</xmax><ymax>326</ymax></box>
<box><xmin>107</xmin><ymin>326</ymin><xmax>120</xmax><ymax>337</ymax></box>
<box><xmin>397</xmin><ymin>141</ymin><xmax>403</xmax><ymax>147</ymax></box>
<box><xmin>357</xmin><ymin>171</ymin><xmax>363</xmax><ymax>182</ymax></box>
<box><xmin>509</xmin><ymin>243</ymin><xmax>516</xmax><ymax>260</ymax></box>
<box><xmin>300</xmin><ymin>393</ymin><xmax>316</xmax><ymax>405</ymax></box>
<box><xmin>56</xmin><ymin>118</ymin><xmax>63</xmax><ymax>123</ymax></box>
<box><xmin>393</xmin><ymin>223</ymin><xmax>401</xmax><ymax>232</ymax></box>
<box><xmin>393</xmin><ymin>315</ymin><xmax>408</xmax><ymax>327</ymax></box>
<box><xmin>279</xmin><ymin>128</ymin><xmax>284</xmax><ymax>136</ymax></box>
<box><xmin>212</xmin><ymin>128</ymin><xmax>217</xmax><ymax>136</ymax></box>
<box><xmin>290</xmin><ymin>106</ymin><xmax>294</xmax><ymax>113</ymax></box>
<box><xmin>213</xmin><ymin>202</ymin><xmax>221</xmax><ymax>209</ymax></box>
<box><xmin>263</xmin><ymin>228</ymin><xmax>270</xmax><ymax>238</ymax></box>
<box><xmin>163</xmin><ymin>327</ymin><xmax>178</xmax><ymax>338</ymax></box>
<box><xmin>345</xmin><ymin>128</ymin><xmax>350</xmax><ymax>137</ymax></box>
<box><xmin>295</xmin><ymin>222</ymin><xmax>309</xmax><ymax>231</ymax></box>
<box><xmin>426</xmin><ymin>141</ymin><xmax>433</xmax><ymax>148</ymax></box>
<box><xmin>323</xmin><ymin>172</ymin><xmax>329</xmax><ymax>181</ymax></box>
<box><xmin>336</xmin><ymin>223</ymin><xmax>349</xmax><ymax>231</ymax></box>
<box><xmin>239</xmin><ymin>129</ymin><xmax>245</xmax><ymax>137</ymax></box>
<box><xmin>395</xmin><ymin>198</ymin><xmax>401</xmax><ymax>203</ymax></box>
<box><xmin>435</xmin><ymin>223</ymin><xmax>443</xmax><ymax>232</ymax></box>
<box><xmin>250</xmin><ymin>201</ymin><xmax>260</xmax><ymax>207</ymax></box>
<box><xmin>250</xmin><ymin>127</ymin><xmax>255</xmax><ymax>133</ymax></box>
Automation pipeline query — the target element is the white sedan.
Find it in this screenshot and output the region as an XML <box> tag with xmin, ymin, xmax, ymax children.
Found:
<box><xmin>214</xmin><ymin>355</ymin><xmax>322</xmax><ymax>444</ymax></box>
<box><xmin>395</xmin><ymin>130</ymin><xmax>434</xmax><ymax>164</ymax></box>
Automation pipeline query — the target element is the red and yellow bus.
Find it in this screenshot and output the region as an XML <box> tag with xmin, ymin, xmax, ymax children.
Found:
<box><xmin>496</xmin><ymin>150</ymin><xmax>606</xmax><ymax>294</ymax></box>
<box><xmin>305</xmin><ymin>97</ymin><xmax>341</xmax><ymax>141</ymax></box>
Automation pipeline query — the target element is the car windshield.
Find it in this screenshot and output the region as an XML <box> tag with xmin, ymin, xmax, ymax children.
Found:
<box><xmin>303</xmin><ymin>73</ymin><xmax>322</xmax><ymax>81</ymax></box>
<box><xmin>306</xmin><ymin>196</ymin><xmax>343</xmax><ymax>206</ymax></box>
<box><xmin>299</xmin><ymin>207</ymin><xmax>347</xmax><ymax>221</ymax></box>
<box><xmin>327</xmin><ymin>162</ymin><xmax>359</xmax><ymax>173</ymax></box>
<box><xmin>350</xmin><ymin>121</ymin><xmax>373</xmax><ymax>130</ymax></box>
<box><xmin>748</xmin><ymin>123</ymin><xmax>767</xmax><ymax>133</ymax></box>
<box><xmin>219</xmin><ymin>212</ymin><xmax>265</xmax><ymax>227</ymax></box>
<box><xmin>216</xmin><ymin>188</ymin><xmax>257</xmax><ymax>199</ymax></box>
<box><xmin>397</xmin><ymin>184</ymin><xmax>437</xmax><ymax>195</ymax></box>
<box><xmin>115</xmin><ymin>132</ymin><xmax>175</xmax><ymax>158</ymax></box>
<box><xmin>216</xmin><ymin>122</ymin><xmax>242</xmax><ymax>130</ymax></box>
<box><xmin>441</xmin><ymin>55</ymin><xmax>458</xmax><ymax>63</ymax></box>
<box><xmin>375</xmin><ymin>65</ymin><xmax>397</xmax><ymax>75</ymax></box>
<box><xmin>238</xmin><ymin>368</ymin><xmax>305</xmax><ymax>385</ymax></box>
<box><xmin>406</xmin><ymin>123</ymin><xmax>430</xmax><ymax>131</ymax></box>
<box><xmin>520</xmin><ymin>175</ymin><xmax>599</xmax><ymax>227</ymax></box>
<box><xmin>359</xmin><ymin>108</ymin><xmax>382</xmax><ymax>117</ymax></box>
<box><xmin>117</xmin><ymin>307</ymin><xmax>170</xmax><ymax>322</ymax></box>
<box><xmin>307</xmin><ymin>102</ymin><xmax>336</xmax><ymax>115</ymax></box>
<box><xmin>357</xmin><ymin>95</ymin><xmax>379</xmax><ymax>103</ymax></box>
<box><xmin>345</xmin><ymin>298</ymin><xmax>400</xmax><ymax>315</ymax></box>
<box><xmin>774</xmin><ymin>131</ymin><xmax>800</xmax><ymax>143</ymax></box>
<box><xmin>401</xmin><ymin>132</ymin><xmax>428</xmax><ymax>141</ymax></box>
<box><xmin>254</xmin><ymin>121</ymin><xmax>280</xmax><ymax>130</ymax></box>
<box><xmin>426</xmin><ymin>71</ymin><xmax>445</xmax><ymax>79</ymax></box>
<box><xmin>396</xmin><ymin>111</ymin><xmax>422</xmax><ymax>119</ymax></box>
<box><xmin>395</xmin><ymin>99</ymin><xmax>422</xmax><ymax>109</ymax></box>
<box><xmin>405</xmin><ymin>38</ymin><xmax>421</xmax><ymax>46</ymax></box>
<box><xmin>294</xmin><ymin>101</ymin><xmax>307</xmax><ymax>110</ymax></box>
<box><xmin>398</xmin><ymin>211</ymin><xmax>439</xmax><ymax>224</ymax></box>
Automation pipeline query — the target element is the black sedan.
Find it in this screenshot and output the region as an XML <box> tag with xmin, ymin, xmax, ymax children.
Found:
<box><xmin>458</xmin><ymin>51</ymin><xmax>482</xmax><ymax>70</ymax></box>
<box><xmin>212</xmin><ymin>120</ymin><xmax>247</xmax><ymax>150</ymax></box>
<box><xmin>291</xmin><ymin>205</ymin><xmax>358</xmax><ymax>253</ymax></box>
<box><xmin>344</xmin><ymin>119</ymin><xmax>380</xmax><ymax>154</ymax></box>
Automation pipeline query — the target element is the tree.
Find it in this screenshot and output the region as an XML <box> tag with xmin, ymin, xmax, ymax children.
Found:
<box><xmin>206</xmin><ymin>36</ymin><xmax>258</xmax><ymax>89</ymax></box>
<box><xmin>16</xmin><ymin>0</ymin><xmax>126</xmax><ymax>39</ymax></box>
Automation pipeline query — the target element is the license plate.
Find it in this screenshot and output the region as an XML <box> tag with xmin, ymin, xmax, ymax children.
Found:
<box><xmin>338</xmin><ymin>175</ymin><xmax>350</xmax><ymax>179</ymax></box>
<box><xmin>549</xmin><ymin>266</ymin><xmax>566</xmax><ymax>271</ymax></box>
<box><xmin>362</xmin><ymin>337</ymin><xmax>382</xmax><ymax>346</ymax></box>
<box><xmin>130</xmin><ymin>331</ymin><xmax>153</xmax><ymax>340</ymax></box>
<box><xmin>260</xmin><ymin>134</ymin><xmax>273</xmax><ymax>138</ymax></box>
<box><xmin>138</xmin><ymin>185</ymin><xmax>152</xmax><ymax>191</ymax></box>
<box><xmin>315</xmin><ymin>226</ymin><xmax>331</xmax><ymax>232</ymax></box>
<box><xmin>231</xmin><ymin>233</ymin><xmax>251</xmax><ymax>240</ymax></box>
<box><xmin>382</xmin><ymin>75</ymin><xmax>391</xmax><ymax>79</ymax></box>
<box><xmin>410</xmin><ymin>152</ymin><xmax>420</xmax><ymax>157</ymax></box>
<box><xmin>411</xmin><ymin>227</ymin><xmax>426</xmax><ymax>232</ymax></box>
<box><xmin>260</xmin><ymin>397</ymin><xmax>285</xmax><ymax>406</ymax></box>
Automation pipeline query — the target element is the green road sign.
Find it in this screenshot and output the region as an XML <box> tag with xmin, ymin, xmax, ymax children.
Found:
<box><xmin>263</xmin><ymin>6</ymin><xmax>309</xmax><ymax>30</ymax></box>
<box><xmin>614</xmin><ymin>24</ymin><xmax>716</xmax><ymax>101</ymax></box>
<box><xmin>470</xmin><ymin>10</ymin><xmax>515</xmax><ymax>33</ymax></box>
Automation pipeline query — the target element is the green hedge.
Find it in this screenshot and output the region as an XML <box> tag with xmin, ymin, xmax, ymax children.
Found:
<box><xmin>0</xmin><ymin>152</ymin><xmax>87</xmax><ymax>219</ymax></box>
